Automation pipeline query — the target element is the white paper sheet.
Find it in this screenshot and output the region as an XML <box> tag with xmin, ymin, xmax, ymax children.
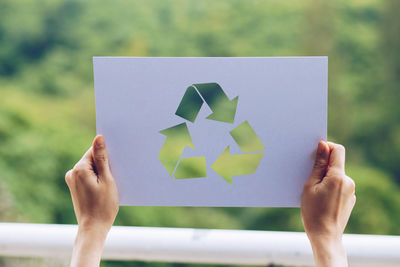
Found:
<box><xmin>93</xmin><ymin>57</ymin><xmax>327</xmax><ymax>207</ymax></box>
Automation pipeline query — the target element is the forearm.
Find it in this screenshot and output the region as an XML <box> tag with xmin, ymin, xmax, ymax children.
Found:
<box><xmin>70</xmin><ymin>226</ymin><xmax>109</xmax><ymax>267</ymax></box>
<box><xmin>309</xmin><ymin>236</ymin><xmax>348</xmax><ymax>267</ymax></box>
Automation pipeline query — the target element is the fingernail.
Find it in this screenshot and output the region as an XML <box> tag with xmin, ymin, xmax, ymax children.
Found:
<box><xmin>317</xmin><ymin>141</ymin><xmax>323</xmax><ymax>151</ymax></box>
<box><xmin>95</xmin><ymin>136</ymin><xmax>105</xmax><ymax>149</ymax></box>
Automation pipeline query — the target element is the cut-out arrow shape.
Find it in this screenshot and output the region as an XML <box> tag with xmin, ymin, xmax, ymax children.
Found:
<box><xmin>160</xmin><ymin>83</ymin><xmax>264</xmax><ymax>184</ymax></box>
<box><xmin>211</xmin><ymin>146</ymin><xmax>264</xmax><ymax>185</ymax></box>
<box><xmin>175</xmin><ymin>83</ymin><xmax>238</xmax><ymax>124</ymax></box>
<box><xmin>230</xmin><ymin>120</ymin><xmax>264</xmax><ymax>152</ymax></box>
<box><xmin>210</xmin><ymin>120</ymin><xmax>264</xmax><ymax>184</ymax></box>
<box><xmin>194</xmin><ymin>83</ymin><xmax>239</xmax><ymax>124</ymax></box>
<box><xmin>159</xmin><ymin>122</ymin><xmax>207</xmax><ymax>179</ymax></box>
<box><xmin>175</xmin><ymin>85</ymin><xmax>204</xmax><ymax>123</ymax></box>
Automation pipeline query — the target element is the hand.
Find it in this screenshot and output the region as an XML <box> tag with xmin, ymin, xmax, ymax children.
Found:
<box><xmin>301</xmin><ymin>141</ymin><xmax>356</xmax><ymax>267</ymax></box>
<box><xmin>65</xmin><ymin>135</ymin><xmax>119</xmax><ymax>267</ymax></box>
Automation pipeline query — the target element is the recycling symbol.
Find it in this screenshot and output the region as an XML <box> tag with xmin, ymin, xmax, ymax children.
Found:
<box><xmin>159</xmin><ymin>83</ymin><xmax>264</xmax><ymax>184</ymax></box>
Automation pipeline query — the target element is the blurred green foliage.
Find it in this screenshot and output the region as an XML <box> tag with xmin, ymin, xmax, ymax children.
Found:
<box><xmin>0</xmin><ymin>0</ymin><xmax>400</xmax><ymax>266</ymax></box>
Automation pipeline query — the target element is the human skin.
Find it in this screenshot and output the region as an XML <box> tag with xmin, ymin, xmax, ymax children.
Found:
<box><xmin>66</xmin><ymin>138</ymin><xmax>354</xmax><ymax>267</ymax></box>
<box><xmin>301</xmin><ymin>141</ymin><xmax>356</xmax><ymax>267</ymax></box>
<box><xmin>65</xmin><ymin>135</ymin><xmax>119</xmax><ymax>267</ymax></box>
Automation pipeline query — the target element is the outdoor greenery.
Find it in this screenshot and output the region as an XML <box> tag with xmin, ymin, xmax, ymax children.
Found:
<box><xmin>0</xmin><ymin>0</ymin><xmax>399</xmax><ymax>266</ymax></box>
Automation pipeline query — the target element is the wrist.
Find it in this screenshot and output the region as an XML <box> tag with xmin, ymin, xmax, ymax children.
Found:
<box><xmin>308</xmin><ymin>232</ymin><xmax>342</xmax><ymax>248</ymax></box>
<box><xmin>308</xmin><ymin>234</ymin><xmax>347</xmax><ymax>267</ymax></box>
<box><xmin>71</xmin><ymin>226</ymin><xmax>109</xmax><ymax>267</ymax></box>
<box><xmin>76</xmin><ymin>223</ymin><xmax>110</xmax><ymax>249</ymax></box>
<box><xmin>78</xmin><ymin>220</ymin><xmax>111</xmax><ymax>237</ymax></box>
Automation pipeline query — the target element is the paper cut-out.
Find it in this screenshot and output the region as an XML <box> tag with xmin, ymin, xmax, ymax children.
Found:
<box><xmin>93</xmin><ymin>56</ymin><xmax>328</xmax><ymax>207</ymax></box>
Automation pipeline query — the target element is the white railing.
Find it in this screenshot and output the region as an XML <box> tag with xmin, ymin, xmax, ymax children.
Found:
<box><xmin>0</xmin><ymin>223</ymin><xmax>399</xmax><ymax>266</ymax></box>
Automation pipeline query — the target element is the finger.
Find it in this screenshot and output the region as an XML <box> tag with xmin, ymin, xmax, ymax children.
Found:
<box><xmin>65</xmin><ymin>170</ymin><xmax>73</xmax><ymax>187</ymax></box>
<box><xmin>72</xmin><ymin>161</ymin><xmax>97</xmax><ymax>187</ymax></box>
<box><xmin>80</xmin><ymin>146</ymin><xmax>93</xmax><ymax>163</ymax></box>
<box><xmin>345</xmin><ymin>175</ymin><xmax>356</xmax><ymax>194</ymax></box>
<box><xmin>65</xmin><ymin>170</ymin><xmax>81</xmax><ymax>218</ymax></box>
<box><xmin>327</xmin><ymin>142</ymin><xmax>346</xmax><ymax>172</ymax></box>
<box><xmin>308</xmin><ymin>140</ymin><xmax>330</xmax><ymax>183</ymax></box>
<box><xmin>70</xmin><ymin>147</ymin><xmax>94</xmax><ymax>177</ymax></box>
<box><xmin>92</xmin><ymin>135</ymin><xmax>111</xmax><ymax>178</ymax></box>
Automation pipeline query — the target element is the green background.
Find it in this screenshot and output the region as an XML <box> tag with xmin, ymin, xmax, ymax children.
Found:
<box><xmin>0</xmin><ymin>0</ymin><xmax>400</xmax><ymax>266</ymax></box>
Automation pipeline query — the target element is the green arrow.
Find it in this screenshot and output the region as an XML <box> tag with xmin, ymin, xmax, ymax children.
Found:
<box><xmin>159</xmin><ymin>123</ymin><xmax>207</xmax><ymax>179</ymax></box>
<box><xmin>211</xmin><ymin>146</ymin><xmax>264</xmax><ymax>184</ymax></box>
<box><xmin>230</xmin><ymin>120</ymin><xmax>264</xmax><ymax>152</ymax></box>
<box><xmin>159</xmin><ymin>123</ymin><xmax>194</xmax><ymax>176</ymax></box>
<box><xmin>175</xmin><ymin>85</ymin><xmax>204</xmax><ymax>123</ymax></box>
<box><xmin>193</xmin><ymin>83</ymin><xmax>238</xmax><ymax>124</ymax></box>
<box><xmin>174</xmin><ymin>157</ymin><xmax>207</xmax><ymax>179</ymax></box>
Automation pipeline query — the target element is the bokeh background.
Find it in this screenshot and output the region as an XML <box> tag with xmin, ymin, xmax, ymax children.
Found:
<box><xmin>0</xmin><ymin>0</ymin><xmax>399</xmax><ymax>266</ymax></box>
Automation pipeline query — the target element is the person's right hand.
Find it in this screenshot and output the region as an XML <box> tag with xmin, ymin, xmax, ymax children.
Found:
<box><xmin>65</xmin><ymin>135</ymin><xmax>119</xmax><ymax>267</ymax></box>
<box><xmin>301</xmin><ymin>141</ymin><xmax>356</xmax><ymax>267</ymax></box>
<box><xmin>65</xmin><ymin>135</ymin><xmax>119</xmax><ymax>232</ymax></box>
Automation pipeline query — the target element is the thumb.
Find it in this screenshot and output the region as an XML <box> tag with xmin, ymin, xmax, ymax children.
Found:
<box><xmin>92</xmin><ymin>135</ymin><xmax>111</xmax><ymax>178</ymax></box>
<box><xmin>308</xmin><ymin>140</ymin><xmax>330</xmax><ymax>184</ymax></box>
